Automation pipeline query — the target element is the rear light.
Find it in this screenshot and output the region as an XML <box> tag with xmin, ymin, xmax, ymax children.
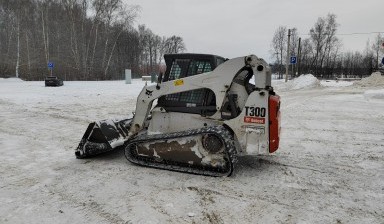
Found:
<box><xmin>269</xmin><ymin>95</ymin><xmax>281</xmax><ymax>153</ymax></box>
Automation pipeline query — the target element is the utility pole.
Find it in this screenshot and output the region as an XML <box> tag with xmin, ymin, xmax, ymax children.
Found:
<box><xmin>376</xmin><ymin>35</ymin><xmax>380</xmax><ymax>70</ymax></box>
<box><xmin>285</xmin><ymin>29</ymin><xmax>291</xmax><ymax>82</ymax></box>
<box><xmin>297</xmin><ymin>37</ymin><xmax>301</xmax><ymax>77</ymax></box>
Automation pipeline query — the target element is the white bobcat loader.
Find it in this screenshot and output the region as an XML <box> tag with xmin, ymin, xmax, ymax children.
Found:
<box><xmin>76</xmin><ymin>53</ymin><xmax>281</xmax><ymax>177</ymax></box>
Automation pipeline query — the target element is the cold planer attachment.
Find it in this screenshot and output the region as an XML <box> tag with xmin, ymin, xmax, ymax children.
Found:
<box><xmin>75</xmin><ymin>53</ymin><xmax>281</xmax><ymax>177</ymax></box>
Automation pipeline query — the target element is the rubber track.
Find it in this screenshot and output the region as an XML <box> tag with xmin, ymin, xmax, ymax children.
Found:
<box><xmin>124</xmin><ymin>126</ymin><xmax>237</xmax><ymax>177</ymax></box>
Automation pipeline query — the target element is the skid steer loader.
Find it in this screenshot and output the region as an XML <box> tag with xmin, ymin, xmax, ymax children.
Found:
<box><xmin>76</xmin><ymin>53</ymin><xmax>281</xmax><ymax>177</ymax></box>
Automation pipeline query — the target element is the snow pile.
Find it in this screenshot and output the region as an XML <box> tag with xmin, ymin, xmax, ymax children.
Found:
<box><xmin>274</xmin><ymin>74</ymin><xmax>320</xmax><ymax>91</ymax></box>
<box><xmin>364</xmin><ymin>89</ymin><xmax>384</xmax><ymax>100</ymax></box>
<box><xmin>354</xmin><ymin>72</ymin><xmax>384</xmax><ymax>87</ymax></box>
<box><xmin>0</xmin><ymin>77</ymin><xmax>24</xmax><ymax>82</ymax></box>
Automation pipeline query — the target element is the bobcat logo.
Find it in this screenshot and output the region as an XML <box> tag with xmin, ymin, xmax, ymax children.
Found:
<box><xmin>145</xmin><ymin>89</ymin><xmax>153</xmax><ymax>96</ymax></box>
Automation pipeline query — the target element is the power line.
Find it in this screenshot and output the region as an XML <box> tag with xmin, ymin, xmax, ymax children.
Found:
<box><xmin>337</xmin><ymin>31</ymin><xmax>384</xmax><ymax>36</ymax></box>
<box><xmin>299</xmin><ymin>31</ymin><xmax>384</xmax><ymax>36</ymax></box>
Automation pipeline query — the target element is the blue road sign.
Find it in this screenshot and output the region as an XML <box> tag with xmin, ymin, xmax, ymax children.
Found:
<box><xmin>48</xmin><ymin>62</ymin><xmax>54</xmax><ymax>69</ymax></box>
<box><xmin>290</xmin><ymin>56</ymin><xmax>297</xmax><ymax>64</ymax></box>
<box><xmin>381</xmin><ymin>57</ymin><xmax>384</xmax><ymax>65</ymax></box>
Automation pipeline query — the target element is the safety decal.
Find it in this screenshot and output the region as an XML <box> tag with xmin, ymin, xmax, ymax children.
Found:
<box><xmin>174</xmin><ymin>79</ymin><xmax>184</xmax><ymax>86</ymax></box>
<box><xmin>244</xmin><ymin>117</ymin><xmax>265</xmax><ymax>124</ymax></box>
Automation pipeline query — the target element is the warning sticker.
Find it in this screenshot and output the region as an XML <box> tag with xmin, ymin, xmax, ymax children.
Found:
<box><xmin>174</xmin><ymin>79</ymin><xmax>184</xmax><ymax>86</ymax></box>
<box><xmin>244</xmin><ymin>116</ymin><xmax>265</xmax><ymax>124</ymax></box>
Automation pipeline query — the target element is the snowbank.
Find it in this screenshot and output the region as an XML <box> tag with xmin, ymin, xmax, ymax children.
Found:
<box><xmin>274</xmin><ymin>74</ymin><xmax>320</xmax><ymax>91</ymax></box>
<box><xmin>354</xmin><ymin>72</ymin><xmax>384</xmax><ymax>87</ymax></box>
<box><xmin>364</xmin><ymin>89</ymin><xmax>384</xmax><ymax>100</ymax></box>
<box><xmin>0</xmin><ymin>77</ymin><xmax>24</xmax><ymax>82</ymax></box>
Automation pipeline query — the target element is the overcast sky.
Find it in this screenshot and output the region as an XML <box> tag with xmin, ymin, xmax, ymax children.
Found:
<box><xmin>126</xmin><ymin>0</ymin><xmax>383</xmax><ymax>62</ymax></box>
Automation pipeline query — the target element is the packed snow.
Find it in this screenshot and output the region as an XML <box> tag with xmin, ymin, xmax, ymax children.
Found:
<box><xmin>274</xmin><ymin>74</ymin><xmax>320</xmax><ymax>91</ymax></box>
<box><xmin>354</xmin><ymin>72</ymin><xmax>384</xmax><ymax>87</ymax></box>
<box><xmin>364</xmin><ymin>89</ymin><xmax>384</xmax><ymax>100</ymax></box>
<box><xmin>0</xmin><ymin>74</ymin><xmax>383</xmax><ymax>224</ymax></box>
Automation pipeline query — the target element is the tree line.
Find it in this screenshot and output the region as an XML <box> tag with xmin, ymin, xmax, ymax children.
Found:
<box><xmin>0</xmin><ymin>0</ymin><xmax>186</xmax><ymax>80</ymax></box>
<box><xmin>270</xmin><ymin>13</ymin><xmax>384</xmax><ymax>79</ymax></box>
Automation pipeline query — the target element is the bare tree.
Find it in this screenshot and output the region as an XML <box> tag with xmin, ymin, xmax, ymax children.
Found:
<box><xmin>270</xmin><ymin>26</ymin><xmax>287</xmax><ymax>78</ymax></box>
<box><xmin>137</xmin><ymin>25</ymin><xmax>164</xmax><ymax>75</ymax></box>
<box><xmin>289</xmin><ymin>28</ymin><xmax>299</xmax><ymax>56</ymax></box>
<box><xmin>362</xmin><ymin>40</ymin><xmax>375</xmax><ymax>76</ymax></box>
<box><xmin>321</xmin><ymin>14</ymin><xmax>339</xmax><ymax>75</ymax></box>
<box><xmin>157</xmin><ymin>36</ymin><xmax>167</xmax><ymax>66</ymax></box>
<box><xmin>164</xmin><ymin>35</ymin><xmax>186</xmax><ymax>54</ymax></box>
<box><xmin>372</xmin><ymin>33</ymin><xmax>383</xmax><ymax>70</ymax></box>
<box><xmin>309</xmin><ymin>16</ymin><xmax>327</xmax><ymax>72</ymax></box>
<box><xmin>0</xmin><ymin>0</ymin><xmax>183</xmax><ymax>80</ymax></box>
<box><xmin>102</xmin><ymin>3</ymin><xmax>138</xmax><ymax>79</ymax></box>
<box><xmin>15</xmin><ymin>7</ymin><xmax>21</xmax><ymax>78</ymax></box>
<box><xmin>299</xmin><ymin>38</ymin><xmax>312</xmax><ymax>74</ymax></box>
<box><xmin>270</xmin><ymin>13</ymin><xmax>378</xmax><ymax>78</ymax></box>
<box><xmin>307</xmin><ymin>13</ymin><xmax>340</xmax><ymax>76</ymax></box>
<box><xmin>0</xmin><ymin>6</ymin><xmax>16</xmax><ymax>76</ymax></box>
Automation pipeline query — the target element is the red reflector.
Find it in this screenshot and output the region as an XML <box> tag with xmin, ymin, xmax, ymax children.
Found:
<box><xmin>269</xmin><ymin>95</ymin><xmax>281</xmax><ymax>153</ymax></box>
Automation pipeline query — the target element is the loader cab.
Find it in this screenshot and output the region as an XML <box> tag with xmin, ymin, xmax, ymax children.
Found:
<box><xmin>157</xmin><ymin>53</ymin><xmax>226</xmax><ymax>115</ymax></box>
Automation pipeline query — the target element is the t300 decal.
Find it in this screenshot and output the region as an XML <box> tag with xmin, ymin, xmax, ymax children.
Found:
<box><xmin>244</xmin><ymin>106</ymin><xmax>266</xmax><ymax>124</ymax></box>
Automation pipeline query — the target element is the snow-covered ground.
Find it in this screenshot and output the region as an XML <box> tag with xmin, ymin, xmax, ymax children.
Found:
<box><xmin>0</xmin><ymin>74</ymin><xmax>383</xmax><ymax>224</ymax></box>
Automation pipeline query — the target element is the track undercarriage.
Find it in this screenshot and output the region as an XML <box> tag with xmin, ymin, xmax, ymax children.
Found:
<box><xmin>125</xmin><ymin>126</ymin><xmax>237</xmax><ymax>177</ymax></box>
